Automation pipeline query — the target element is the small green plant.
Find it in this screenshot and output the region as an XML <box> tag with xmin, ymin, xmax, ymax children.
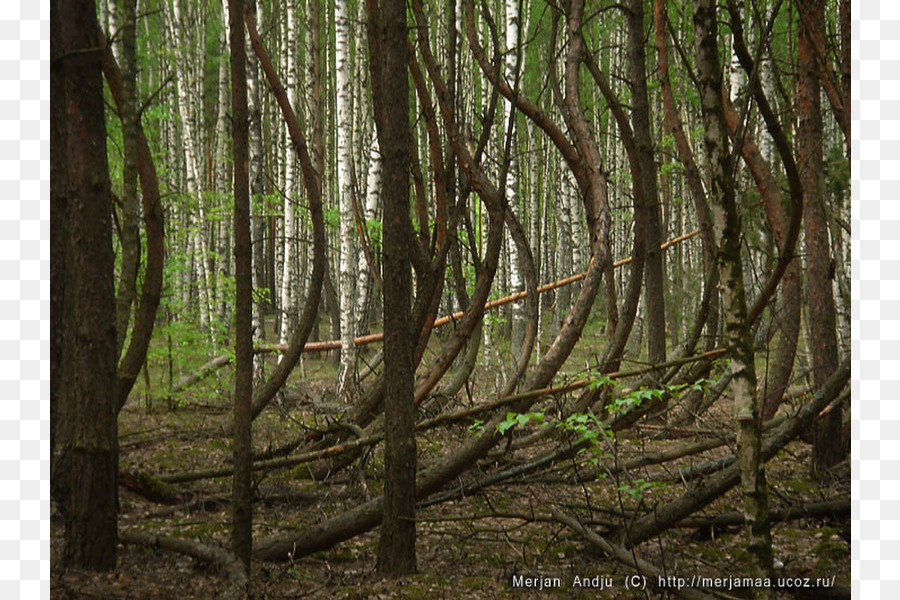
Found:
<box><xmin>495</xmin><ymin>410</ymin><xmax>546</xmax><ymax>436</ymax></box>
<box><xmin>468</xmin><ymin>419</ymin><xmax>485</xmax><ymax>436</ymax></box>
<box><xmin>617</xmin><ymin>478</ymin><xmax>655</xmax><ymax>501</ymax></box>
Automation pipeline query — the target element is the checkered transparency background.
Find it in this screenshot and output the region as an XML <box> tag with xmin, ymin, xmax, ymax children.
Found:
<box><xmin>3</xmin><ymin>1</ymin><xmax>48</xmax><ymax>599</ymax></box>
<box><xmin>856</xmin><ymin>1</ymin><xmax>900</xmax><ymax>599</ymax></box>
<box><xmin>17</xmin><ymin>1</ymin><xmax>890</xmax><ymax>599</ymax></box>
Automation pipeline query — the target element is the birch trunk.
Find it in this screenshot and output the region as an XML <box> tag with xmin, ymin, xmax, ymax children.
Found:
<box><xmin>694</xmin><ymin>1</ymin><xmax>774</xmax><ymax>594</ymax></box>
<box><xmin>503</xmin><ymin>0</ymin><xmax>524</xmax><ymax>355</ymax></box>
<box><xmin>166</xmin><ymin>0</ymin><xmax>214</xmax><ymax>340</ymax></box>
<box><xmin>357</xmin><ymin>130</ymin><xmax>381</xmax><ymax>333</ymax></box>
<box><xmin>248</xmin><ymin>1</ymin><xmax>267</xmax><ymax>366</ymax></box>
<box><xmin>215</xmin><ymin>5</ymin><xmax>232</xmax><ymax>326</ymax></box>
<box><xmin>335</xmin><ymin>0</ymin><xmax>358</xmax><ymax>397</ymax></box>
<box><xmin>279</xmin><ymin>1</ymin><xmax>299</xmax><ymax>353</ymax></box>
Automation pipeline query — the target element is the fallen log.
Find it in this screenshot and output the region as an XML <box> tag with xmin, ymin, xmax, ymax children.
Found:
<box><xmin>621</xmin><ymin>361</ymin><xmax>849</xmax><ymax>547</ymax></box>
<box><xmin>119</xmin><ymin>530</ymin><xmax>248</xmax><ymax>600</ymax></box>
<box><xmin>673</xmin><ymin>499</ymin><xmax>850</xmax><ymax>530</ymax></box>
<box><xmin>255</xmin><ymin>229</ymin><xmax>700</xmax><ymax>355</ymax></box>
<box><xmin>120</xmin><ymin>470</ymin><xmax>183</xmax><ymax>505</ymax></box>
<box><xmin>159</xmin><ymin>230</ymin><xmax>701</xmax><ymax>402</ymax></box>
<box><xmin>170</xmin><ymin>354</ymin><xmax>232</xmax><ymax>395</ymax></box>
<box><xmin>551</xmin><ymin>507</ymin><xmax>718</xmax><ymax>600</ymax></box>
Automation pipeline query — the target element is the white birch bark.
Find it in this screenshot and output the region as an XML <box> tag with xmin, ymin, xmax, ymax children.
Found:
<box><xmin>335</xmin><ymin>0</ymin><xmax>357</xmax><ymax>396</ymax></box>
<box><xmin>166</xmin><ymin>0</ymin><xmax>214</xmax><ymax>339</ymax></box>
<box><xmin>503</xmin><ymin>0</ymin><xmax>524</xmax><ymax>353</ymax></box>
<box><xmin>356</xmin><ymin>130</ymin><xmax>381</xmax><ymax>331</ymax></box>
<box><xmin>279</xmin><ymin>2</ymin><xmax>299</xmax><ymax>354</ymax></box>
<box><xmin>759</xmin><ymin>5</ymin><xmax>776</xmax><ymax>166</ymax></box>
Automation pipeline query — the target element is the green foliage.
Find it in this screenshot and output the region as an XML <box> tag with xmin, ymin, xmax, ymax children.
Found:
<box><xmin>604</xmin><ymin>380</ymin><xmax>709</xmax><ymax>415</ymax></box>
<box><xmin>617</xmin><ymin>478</ymin><xmax>655</xmax><ymax>501</ymax></box>
<box><xmin>496</xmin><ymin>410</ymin><xmax>546</xmax><ymax>436</ymax></box>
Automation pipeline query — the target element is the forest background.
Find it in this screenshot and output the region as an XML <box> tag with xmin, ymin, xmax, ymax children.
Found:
<box><xmin>50</xmin><ymin>0</ymin><xmax>852</xmax><ymax>598</ymax></box>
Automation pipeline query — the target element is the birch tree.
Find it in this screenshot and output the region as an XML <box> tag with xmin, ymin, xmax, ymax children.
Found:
<box><xmin>694</xmin><ymin>1</ymin><xmax>774</xmax><ymax>594</ymax></box>
<box><xmin>336</xmin><ymin>0</ymin><xmax>358</xmax><ymax>397</ymax></box>
<box><xmin>280</xmin><ymin>0</ymin><xmax>300</xmax><ymax>352</ymax></box>
<box><xmin>165</xmin><ymin>0</ymin><xmax>214</xmax><ymax>339</ymax></box>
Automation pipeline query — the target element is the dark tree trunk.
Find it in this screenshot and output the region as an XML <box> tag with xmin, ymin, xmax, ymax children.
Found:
<box><xmin>114</xmin><ymin>0</ymin><xmax>139</xmax><ymax>358</ymax></box>
<box><xmin>100</xmin><ymin>37</ymin><xmax>166</xmax><ymax>414</ymax></box>
<box><xmin>57</xmin><ymin>0</ymin><xmax>119</xmax><ymax>571</ymax></box>
<box><xmin>368</xmin><ymin>0</ymin><xmax>417</xmax><ymax>575</ymax></box>
<box><xmin>229</xmin><ymin>0</ymin><xmax>253</xmax><ymax>576</ymax></box>
<box><xmin>798</xmin><ymin>0</ymin><xmax>843</xmax><ymax>476</ymax></box>
<box><xmin>653</xmin><ymin>0</ymin><xmax>717</xmax><ymax>350</ymax></box>
<box><xmin>49</xmin><ymin>0</ymin><xmax>68</xmax><ymax>514</ymax></box>
<box><xmin>628</xmin><ymin>0</ymin><xmax>666</xmax><ymax>368</ymax></box>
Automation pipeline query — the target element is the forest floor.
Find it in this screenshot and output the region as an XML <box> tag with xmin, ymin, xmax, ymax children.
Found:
<box><xmin>51</xmin><ymin>352</ymin><xmax>850</xmax><ymax>599</ymax></box>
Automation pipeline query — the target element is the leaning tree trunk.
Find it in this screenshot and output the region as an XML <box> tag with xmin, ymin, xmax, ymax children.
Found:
<box><xmin>694</xmin><ymin>1</ymin><xmax>774</xmax><ymax>596</ymax></box>
<box><xmin>114</xmin><ymin>0</ymin><xmax>140</xmax><ymax>359</ymax></box>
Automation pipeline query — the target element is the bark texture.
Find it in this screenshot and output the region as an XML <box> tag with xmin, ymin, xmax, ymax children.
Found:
<box><xmin>798</xmin><ymin>0</ymin><xmax>843</xmax><ymax>476</ymax></box>
<box><xmin>229</xmin><ymin>0</ymin><xmax>253</xmax><ymax>577</ymax></box>
<box><xmin>694</xmin><ymin>1</ymin><xmax>773</xmax><ymax>595</ymax></box>
<box><xmin>369</xmin><ymin>0</ymin><xmax>417</xmax><ymax>574</ymax></box>
<box><xmin>58</xmin><ymin>0</ymin><xmax>120</xmax><ymax>570</ymax></box>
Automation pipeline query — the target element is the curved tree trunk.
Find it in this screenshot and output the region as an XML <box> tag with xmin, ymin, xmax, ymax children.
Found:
<box><xmin>694</xmin><ymin>1</ymin><xmax>773</xmax><ymax>594</ymax></box>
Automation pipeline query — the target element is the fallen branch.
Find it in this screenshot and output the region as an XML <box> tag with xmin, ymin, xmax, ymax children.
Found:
<box><xmin>673</xmin><ymin>499</ymin><xmax>849</xmax><ymax>530</ymax></box>
<box><xmin>551</xmin><ymin>507</ymin><xmax>718</xmax><ymax>600</ymax></box>
<box><xmin>158</xmin><ymin>349</ymin><xmax>730</xmax><ymax>485</ymax></box>
<box><xmin>160</xmin><ymin>231</ymin><xmax>703</xmax><ymax>401</ymax></box>
<box><xmin>621</xmin><ymin>361</ymin><xmax>849</xmax><ymax>547</ymax></box>
<box><xmin>256</xmin><ymin>229</ymin><xmax>700</xmax><ymax>355</ymax></box>
<box><xmin>119</xmin><ymin>470</ymin><xmax>184</xmax><ymax>505</ymax></box>
<box><xmin>119</xmin><ymin>529</ymin><xmax>248</xmax><ymax>600</ymax></box>
<box><xmin>170</xmin><ymin>354</ymin><xmax>232</xmax><ymax>395</ymax></box>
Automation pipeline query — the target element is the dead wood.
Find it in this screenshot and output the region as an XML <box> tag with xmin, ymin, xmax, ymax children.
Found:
<box><xmin>119</xmin><ymin>530</ymin><xmax>248</xmax><ymax>599</ymax></box>
<box><xmin>551</xmin><ymin>508</ymin><xmax>719</xmax><ymax>600</ymax></box>
<box><xmin>620</xmin><ymin>361</ymin><xmax>849</xmax><ymax>547</ymax></box>
<box><xmin>254</xmin><ymin>229</ymin><xmax>699</xmax><ymax>356</ymax></box>
<box><xmin>169</xmin><ymin>354</ymin><xmax>232</xmax><ymax>397</ymax></box>
<box><xmin>119</xmin><ymin>470</ymin><xmax>184</xmax><ymax>505</ymax></box>
<box><xmin>673</xmin><ymin>499</ymin><xmax>849</xmax><ymax>530</ymax></box>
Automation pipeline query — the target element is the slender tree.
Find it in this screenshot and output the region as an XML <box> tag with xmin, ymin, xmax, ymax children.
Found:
<box><xmin>694</xmin><ymin>0</ymin><xmax>773</xmax><ymax>595</ymax></box>
<box><xmin>369</xmin><ymin>0</ymin><xmax>417</xmax><ymax>574</ymax></box>
<box><xmin>114</xmin><ymin>0</ymin><xmax>140</xmax><ymax>358</ymax></box>
<box><xmin>336</xmin><ymin>0</ymin><xmax>359</xmax><ymax>398</ymax></box>
<box><xmin>798</xmin><ymin>0</ymin><xmax>843</xmax><ymax>475</ymax></box>
<box><xmin>627</xmin><ymin>0</ymin><xmax>666</xmax><ymax>369</ymax></box>
<box><xmin>229</xmin><ymin>0</ymin><xmax>253</xmax><ymax>576</ymax></box>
